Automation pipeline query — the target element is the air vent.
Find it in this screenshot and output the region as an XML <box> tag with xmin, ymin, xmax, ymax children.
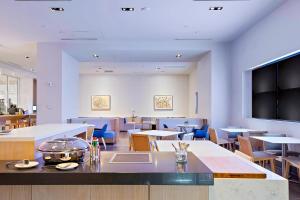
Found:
<box><xmin>61</xmin><ymin>38</ymin><xmax>98</xmax><ymax>41</ymax></box>
<box><xmin>193</xmin><ymin>0</ymin><xmax>248</xmax><ymax>1</ymax></box>
<box><xmin>163</xmin><ymin>66</ymin><xmax>185</xmax><ymax>69</ymax></box>
<box><xmin>104</xmin><ymin>70</ymin><xmax>114</xmax><ymax>73</ymax></box>
<box><xmin>175</xmin><ymin>38</ymin><xmax>212</xmax><ymax>41</ymax></box>
<box><xmin>16</xmin><ymin>0</ymin><xmax>71</xmax><ymax>1</ymax></box>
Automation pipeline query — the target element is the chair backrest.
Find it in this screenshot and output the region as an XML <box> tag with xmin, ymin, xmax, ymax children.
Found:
<box><xmin>102</xmin><ymin>124</ymin><xmax>108</xmax><ymax>132</ymax></box>
<box><xmin>131</xmin><ymin>134</ymin><xmax>151</xmax><ymax>151</ymax></box>
<box><xmin>238</xmin><ymin>136</ymin><xmax>254</xmax><ymax>157</ymax></box>
<box><xmin>128</xmin><ymin>129</ymin><xmax>141</xmax><ymax>135</ymax></box>
<box><xmin>163</xmin><ymin>124</ymin><xmax>168</xmax><ymax>129</ymax></box>
<box><xmin>93</xmin><ymin>124</ymin><xmax>108</xmax><ymax>138</ymax></box>
<box><xmin>201</xmin><ymin>124</ymin><xmax>209</xmax><ymax>132</ymax></box>
<box><xmin>209</xmin><ymin>128</ymin><xmax>218</xmax><ymax>144</ymax></box>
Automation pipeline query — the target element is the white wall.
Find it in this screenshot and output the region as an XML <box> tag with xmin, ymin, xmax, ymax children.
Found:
<box><xmin>62</xmin><ymin>51</ymin><xmax>79</xmax><ymax>122</ymax></box>
<box><xmin>37</xmin><ymin>43</ymin><xmax>62</xmax><ymax>124</ymax></box>
<box><xmin>79</xmin><ymin>74</ymin><xmax>189</xmax><ymax>117</ymax></box>
<box><xmin>230</xmin><ymin>0</ymin><xmax>300</xmax><ymax>149</ymax></box>
<box><xmin>37</xmin><ymin>43</ymin><xmax>79</xmax><ymax>124</ymax></box>
<box><xmin>211</xmin><ymin>44</ymin><xmax>231</xmax><ymax>128</ymax></box>
<box><xmin>189</xmin><ymin>52</ymin><xmax>211</xmax><ymax>121</ymax></box>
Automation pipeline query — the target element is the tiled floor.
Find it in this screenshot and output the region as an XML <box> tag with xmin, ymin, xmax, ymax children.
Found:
<box><xmin>105</xmin><ymin>132</ymin><xmax>300</xmax><ymax>200</ymax></box>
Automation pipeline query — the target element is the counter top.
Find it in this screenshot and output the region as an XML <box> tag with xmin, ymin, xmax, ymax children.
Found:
<box><xmin>0</xmin><ymin>123</ymin><xmax>92</xmax><ymax>142</ymax></box>
<box><xmin>157</xmin><ymin>140</ymin><xmax>285</xmax><ymax>181</ymax></box>
<box><xmin>0</xmin><ymin>152</ymin><xmax>213</xmax><ymax>185</ymax></box>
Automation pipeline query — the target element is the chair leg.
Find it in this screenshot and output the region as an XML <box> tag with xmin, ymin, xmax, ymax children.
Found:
<box><xmin>270</xmin><ymin>159</ymin><xmax>275</xmax><ymax>173</ymax></box>
<box><xmin>101</xmin><ymin>137</ymin><xmax>107</xmax><ymax>150</ymax></box>
<box><xmin>297</xmin><ymin>168</ymin><xmax>300</xmax><ymax>181</ymax></box>
<box><xmin>284</xmin><ymin>162</ymin><xmax>290</xmax><ymax>178</ymax></box>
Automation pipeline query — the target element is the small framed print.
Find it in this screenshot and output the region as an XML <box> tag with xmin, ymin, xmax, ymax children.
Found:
<box><xmin>91</xmin><ymin>95</ymin><xmax>111</xmax><ymax>111</ymax></box>
<box><xmin>154</xmin><ymin>95</ymin><xmax>173</xmax><ymax>110</ymax></box>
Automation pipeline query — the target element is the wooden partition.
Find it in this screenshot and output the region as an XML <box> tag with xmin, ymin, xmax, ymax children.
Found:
<box><xmin>0</xmin><ymin>185</ymin><xmax>209</xmax><ymax>200</ymax></box>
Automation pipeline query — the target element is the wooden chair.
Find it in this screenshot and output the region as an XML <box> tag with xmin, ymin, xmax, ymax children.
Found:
<box><xmin>128</xmin><ymin>129</ymin><xmax>141</xmax><ymax>150</ymax></box>
<box><xmin>238</xmin><ymin>136</ymin><xmax>276</xmax><ymax>172</ymax></box>
<box><xmin>235</xmin><ymin>150</ymin><xmax>254</xmax><ymax>162</ymax></box>
<box><xmin>283</xmin><ymin>157</ymin><xmax>300</xmax><ymax>180</ymax></box>
<box><xmin>131</xmin><ymin>134</ymin><xmax>151</xmax><ymax>152</ymax></box>
<box><xmin>209</xmin><ymin>128</ymin><xmax>234</xmax><ymax>151</ymax></box>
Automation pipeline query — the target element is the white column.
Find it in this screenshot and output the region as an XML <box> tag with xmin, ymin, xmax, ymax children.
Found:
<box><xmin>36</xmin><ymin>43</ymin><xmax>79</xmax><ymax>124</ymax></box>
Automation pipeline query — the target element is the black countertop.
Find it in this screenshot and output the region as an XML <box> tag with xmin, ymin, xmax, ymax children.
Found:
<box><xmin>0</xmin><ymin>152</ymin><xmax>213</xmax><ymax>185</ymax></box>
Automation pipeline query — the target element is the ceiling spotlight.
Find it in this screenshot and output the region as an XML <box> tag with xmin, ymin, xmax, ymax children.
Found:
<box><xmin>121</xmin><ymin>7</ymin><xmax>134</xmax><ymax>11</ymax></box>
<box><xmin>176</xmin><ymin>53</ymin><xmax>182</xmax><ymax>58</ymax></box>
<box><xmin>141</xmin><ymin>7</ymin><xmax>150</xmax><ymax>11</ymax></box>
<box><xmin>209</xmin><ymin>7</ymin><xmax>223</xmax><ymax>11</ymax></box>
<box><xmin>51</xmin><ymin>7</ymin><xmax>64</xmax><ymax>12</ymax></box>
<box><xmin>25</xmin><ymin>56</ymin><xmax>30</xmax><ymax>59</ymax></box>
<box><xmin>93</xmin><ymin>54</ymin><xmax>100</xmax><ymax>59</ymax></box>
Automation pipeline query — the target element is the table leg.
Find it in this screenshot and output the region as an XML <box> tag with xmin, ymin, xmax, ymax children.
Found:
<box><xmin>282</xmin><ymin>143</ymin><xmax>287</xmax><ymax>176</ymax></box>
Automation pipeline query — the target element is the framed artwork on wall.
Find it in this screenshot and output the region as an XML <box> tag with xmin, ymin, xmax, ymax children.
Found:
<box><xmin>91</xmin><ymin>95</ymin><xmax>111</xmax><ymax>111</ymax></box>
<box><xmin>154</xmin><ymin>95</ymin><xmax>173</xmax><ymax>110</ymax></box>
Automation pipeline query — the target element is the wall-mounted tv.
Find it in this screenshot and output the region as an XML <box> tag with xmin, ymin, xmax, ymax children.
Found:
<box><xmin>252</xmin><ymin>52</ymin><xmax>300</xmax><ymax>122</ymax></box>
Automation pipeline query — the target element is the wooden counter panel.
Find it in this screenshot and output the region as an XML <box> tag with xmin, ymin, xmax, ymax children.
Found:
<box><xmin>0</xmin><ymin>140</ymin><xmax>34</xmax><ymax>160</ymax></box>
<box><xmin>0</xmin><ymin>185</ymin><xmax>31</xmax><ymax>200</ymax></box>
<box><xmin>91</xmin><ymin>185</ymin><xmax>148</xmax><ymax>200</ymax></box>
<box><xmin>150</xmin><ymin>185</ymin><xmax>209</xmax><ymax>200</ymax></box>
<box><xmin>32</xmin><ymin>185</ymin><xmax>91</xmax><ymax>200</ymax></box>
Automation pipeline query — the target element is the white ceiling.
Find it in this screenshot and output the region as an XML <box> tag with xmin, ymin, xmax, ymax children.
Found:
<box><xmin>0</xmin><ymin>0</ymin><xmax>286</xmax><ymax>73</ymax></box>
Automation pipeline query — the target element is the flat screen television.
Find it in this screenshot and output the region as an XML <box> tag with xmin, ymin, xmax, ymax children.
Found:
<box><xmin>252</xmin><ymin>52</ymin><xmax>300</xmax><ymax>122</ymax></box>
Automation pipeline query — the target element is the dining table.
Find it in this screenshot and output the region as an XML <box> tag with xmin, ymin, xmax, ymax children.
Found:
<box><xmin>138</xmin><ymin>130</ymin><xmax>183</xmax><ymax>140</ymax></box>
<box><xmin>251</xmin><ymin>136</ymin><xmax>300</xmax><ymax>176</ymax></box>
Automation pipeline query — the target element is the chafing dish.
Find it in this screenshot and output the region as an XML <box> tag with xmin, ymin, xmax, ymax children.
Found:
<box><xmin>38</xmin><ymin>137</ymin><xmax>89</xmax><ymax>164</ymax></box>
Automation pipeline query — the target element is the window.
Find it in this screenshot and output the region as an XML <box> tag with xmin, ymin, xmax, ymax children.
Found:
<box><xmin>0</xmin><ymin>74</ymin><xmax>19</xmax><ymax>114</ymax></box>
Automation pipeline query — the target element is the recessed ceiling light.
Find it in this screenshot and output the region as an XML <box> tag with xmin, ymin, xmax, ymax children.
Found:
<box><xmin>156</xmin><ymin>67</ymin><xmax>161</xmax><ymax>70</ymax></box>
<box><xmin>209</xmin><ymin>7</ymin><xmax>223</xmax><ymax>11</ymax></box>
<box><xmin>141</xmin><ymin>7</ymin><xmax>150</xmax><ymax>11</ymax></box>
<box><xmin>51</xmin><ymin>7</ymin><xmax>64</xmax><ymax>12</ymax></box>
<box><xmin>93</xmin><ymin>54</ymin><xmax>100</xmax><ymax>59</ymax></box>
<box><xmin>25</xmin><ymin>56</ymin><xmax>30</xmax><ymax>59</ymax></box>
<box><xmin>176</xmin><ymin>53</ymin><xmax>182</xmax><ymax>58</ymax></box>
<box><xmin>121</xmin><ymin>7</ymin><xmax>134</xmax><ymax>11</ymax></box>
<box><xmin>98</xmin><ymin>67</ymin><xmax>102</xmax><ymax>69</ymax></box>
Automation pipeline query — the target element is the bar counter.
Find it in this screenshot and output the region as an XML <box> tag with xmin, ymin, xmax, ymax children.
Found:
<box><xmin>0</xmin><ymin>152</ymin><xmax>213</xmax><ymax>185</ymax></box>
<box><xmin>0</xmin><ymin>152</ymin><xmax>213</xmax><ymax>200</ymax></box>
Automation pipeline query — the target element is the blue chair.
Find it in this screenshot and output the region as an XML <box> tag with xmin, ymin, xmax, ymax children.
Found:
<box><xmin>93</xmin><ymin>124</ymin><xmax>108</xmax><ymax>149</ymax></box>
<box><xmin>163</xmin><ymin>124</ymin><xmax>168</xmax><ymax>129</ymax></box>
<box><xmin>193</xmin><ymin>124</ymin><xmax>209</xmax><ymax>140</ymax></box>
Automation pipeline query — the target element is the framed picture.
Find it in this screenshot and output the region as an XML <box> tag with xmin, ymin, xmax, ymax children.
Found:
<box><xmin>91</xmin><ymin>95</ymin><xmax>111</xmax><ymax>111</ymax></box>
<box><xmin>154</xmin><ymin>95</ymin><xmax>173</xmax><ymax>110</ymax></box>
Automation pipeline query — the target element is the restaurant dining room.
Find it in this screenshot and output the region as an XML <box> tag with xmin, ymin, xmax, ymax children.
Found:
<box><xmin>0</xmin><ymin>0</ymin><xmax>299</xmax><ymax>200</ymax></box>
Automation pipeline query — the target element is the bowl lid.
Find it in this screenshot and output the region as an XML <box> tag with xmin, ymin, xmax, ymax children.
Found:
<box><xmin>38</xmin><ymin>137</ymin><xmax>89</xmax><ymax>152</ymax></box>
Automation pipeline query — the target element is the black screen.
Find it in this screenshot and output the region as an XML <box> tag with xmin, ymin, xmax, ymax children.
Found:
<box><xmin>252</xmin><ymin>52</ymin><xmax>300</xmax><ymax>122</ymax></box>
<box><xmin>252</xmin><ymin>64</ymin><xmax>277</xmax><ymax>119</ymax></box>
